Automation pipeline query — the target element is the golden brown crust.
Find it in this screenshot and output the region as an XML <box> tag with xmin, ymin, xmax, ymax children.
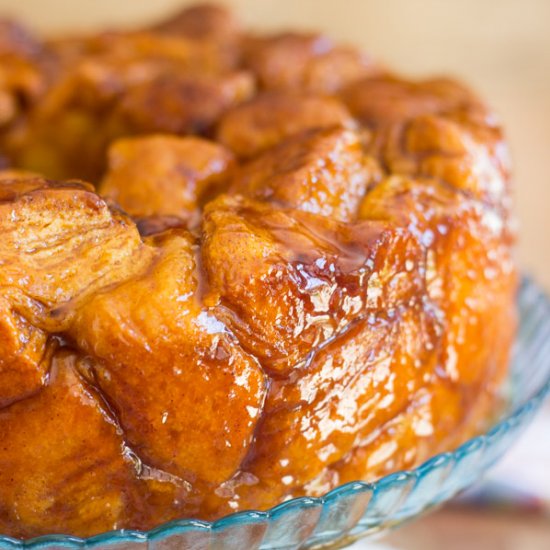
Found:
<box><xmin>0</xmin><ymin>180</ymin><xmax>146</xmax><ymax>322</ymax></box>
<box><xmin>216</xmin><ymin>92</ymin><xmax>356</xmax><ymax>158</ymax></box>
<box><xmin>114</xmin><ymin>71</ymin><xmax>255</xmax><ymax>136</ymax></box>
<box><xmin>100</xmin><ymin>134</ymin><xmax>235</xmax><ymax>223</ymax></box>
<box><xmin>151</xmin><ymin>3</ymin><xmax>239</xmax><ymax>42</ymax></box>
<box><xmin>70</xmin><ymin>229</ymin><xmax>267</xmax><ymax>486</ymax></box>
<box><xmin>341</xmin><ymin>75</ymin><xmax>512</xmax><ymax>209</ymax></box>
<box><xmin>0</xmin><ymin>348</ymin><xmax>141</xmax><ymax>537</ymax></box>
<box><xmin>230</xmin><ymin>127</ymin><xmax>381</xmax><ymax>221</ymax></box>
<box><xmin>3</xmin><ymin>32</ymin><xmax>254</xmax><ymax>181</ymax></box>
<box><xmin>201</xmin><ymin>194</ymin><xmax>423</xmax><ymax>374</ymax></box>
<box><xmin>243</xmin><ymin>32</ymin><xmax>380</xmax><ymax>92</ymax></box>
<box><xmin>0</xmin><ymin>3</ymin><xmax>517</xmax><ymax>538</ymax></box>
<box><xmin>0</xmin><ymin>298</ymin><xmax>47</xmax><ymax>408</ymax></box>
<box><xmin>0</xmin><ymin>21</ymin><xmax>53</xmax><ymax>131</ymax></box>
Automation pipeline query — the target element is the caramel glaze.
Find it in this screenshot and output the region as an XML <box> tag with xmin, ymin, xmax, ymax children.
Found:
<box><xmin>0</xmin><ymin>3</ymin><xmax>516</xmax><ymax>538</ymax></box>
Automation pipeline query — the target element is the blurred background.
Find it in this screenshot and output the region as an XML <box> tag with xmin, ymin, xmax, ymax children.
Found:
<box><xmin>0</xmin><ymin>1</ymin><xmax>548</xmax><ymax>548</ymax></box>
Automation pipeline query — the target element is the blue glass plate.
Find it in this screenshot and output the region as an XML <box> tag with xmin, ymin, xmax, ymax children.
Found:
<box><xmin>1</xmin><ymin>277</ymin><xmax>549</xmax><ymax>550</ymax></box>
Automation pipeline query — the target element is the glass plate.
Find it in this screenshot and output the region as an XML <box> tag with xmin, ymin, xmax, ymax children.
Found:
<box><xmin>1</xmin><ymin>277</ymin><xmax>549</xmax><ymax>550</ymax></box>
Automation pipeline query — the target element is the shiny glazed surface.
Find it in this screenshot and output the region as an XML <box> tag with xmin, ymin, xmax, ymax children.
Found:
<box><xmin>0</xmin><ymin>278</ymin><xmax>546</xmax><ymax>550</ymax></box>
<box><xmin>0</xmin><ymin>3</ymin><xmax>516</xmax><ymax>538</ymax></box>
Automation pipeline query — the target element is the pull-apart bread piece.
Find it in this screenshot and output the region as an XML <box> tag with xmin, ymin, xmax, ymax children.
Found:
<box><xmin>0</xmin><ymin>179</ymin><xmax>266</xmax><ymax>536</ymax></box>
<box><xmin>0</xmin><ymin>19</ymin><xmax>53</xmax><ymax>132</ymax></box>
<box><xmin>0</xmin><ymin>2</ymin><xmax>516</xmax><ymax>539</ymax></box>
<box><xmin>242</xmin><ymin>31</ymin><xmax>380</xmax><ymax>92</ymax></box>
<box><xmin>3</xmin><ymin>8</ymin><xmax>253</xmax><ymax>182</ymax></box>
<box><xmin>341</xmin><ymin>75</ymin><xmax>512</xmax><ymax>210</ymax></box>
<box><xmin>229</xmin><ymin>127</ymin><xmax>381</xmax><ymax>221</ymax></box>
<box><xmin>5</xmin><ymin>59</ymin><xmax>254</xmax><ymax>181</ymax></box>
<box><xmin>99</xmin><ymin>134</ymin><xmax>236</xmax><ymax>225</ymax></box>
<box><xmin>216</xmin><ymin>91</ymin><xmax>357</xmax><ymax>159</ymax></box>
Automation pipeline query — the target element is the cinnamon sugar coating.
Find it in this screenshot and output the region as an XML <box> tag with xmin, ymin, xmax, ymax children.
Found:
<box><xmin>0</xmin><ymin>3</ymin><xmax>516</xmax><ymax>538</ymax></box>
